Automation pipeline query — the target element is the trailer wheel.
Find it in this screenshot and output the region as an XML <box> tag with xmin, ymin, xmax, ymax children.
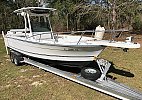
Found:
<box><xmin>13</xmin><ymin>55</ymin><xmax>21</xmax><ymax>66</ymax></box>
<box><xmin>10</xmin><ymin>52</ymin><xmax>14</xmax><ymax>63</ymax></box>
<box><xmin>81</xmin><ymin>67</ymin><xmax>101</xmax><ymax>81</ymax></box>
<box><xmin>9</xmin><ymin>50</ymin><xmax>23</xmax><ymax>66</ymax></box>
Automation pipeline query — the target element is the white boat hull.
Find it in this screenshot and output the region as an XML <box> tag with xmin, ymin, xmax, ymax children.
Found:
<box><xmin>6</xmin><ymin>36</ymin><xmax>105</xmax><ymax>62</ymax></box>
<box><xmin>5</xmin><ymin>31</ymin><xmax>140</xmax><ymax>67</ymax></box>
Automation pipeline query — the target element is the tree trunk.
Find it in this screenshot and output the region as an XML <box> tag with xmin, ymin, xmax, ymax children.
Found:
<box><xmin>112</xmin><ymin>0</ymin><xmax>116</xmax><ymax>30</ymax></box>
<box><xmin>67</xmin><ymin>13</ymin><xmax>69</xmax><ymax>31</ymax></box>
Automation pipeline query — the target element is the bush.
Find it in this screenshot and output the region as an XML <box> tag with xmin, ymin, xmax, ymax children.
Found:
<box><xmin>132</xmin><ymin>16</ymin><xmax>142</xmax><ymax>33</ymax></box>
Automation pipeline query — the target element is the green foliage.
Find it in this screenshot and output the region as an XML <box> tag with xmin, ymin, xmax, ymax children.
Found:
<box><xmin>50</xmin><ymin>0</ymin><xmax>141</xmax><ymax>31</ymax></box>
<box><xmin>114</xmin><ymin>0</ymin><xmax>140</xmax><ymax>29</ymax></box>
<box><xmin>0</xmin><ymin>0</ymin><xmax>142</xmax><ymax>32</ymax></box>
<box><xmin>132</xmin><ymin>16</ymin><xmax>142</xmax><ymax>33</ymax></box>
<box><xmin>50</xmin><ymin>0</ymin><xmax>76</xmax><ymax>31</ymax></box>
<box><xmin>0</xmin><ymin>0</ymin><xmax>37</xmax><ymax>32</ymax></box>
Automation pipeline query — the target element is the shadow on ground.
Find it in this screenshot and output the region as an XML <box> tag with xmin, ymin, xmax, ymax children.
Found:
<box><xmin>27</xmin><ymin>57</ymin><xmax>134</xmax><ymax>80</ymax></box>
<box><xmin>107</xmin><ymin>62</ymin><xmax>134</xmax><ymax>79</ymax></box>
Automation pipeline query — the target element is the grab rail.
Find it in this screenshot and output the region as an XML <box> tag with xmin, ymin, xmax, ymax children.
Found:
<box><xmin>26</xmin><ymin>32</ymin><xmax>52</xmax><ymax>41</ymax></box>
<box><xmin>25</xmin><ymin>29</ymin><xmax>129</xmax><ymax>43</ymax></box>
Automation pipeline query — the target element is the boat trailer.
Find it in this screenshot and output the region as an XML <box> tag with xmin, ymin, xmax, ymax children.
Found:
<box><xmin>23</xmin><ymin>57</ymin><xmax>142</xmax><ymax>100</ymax></box>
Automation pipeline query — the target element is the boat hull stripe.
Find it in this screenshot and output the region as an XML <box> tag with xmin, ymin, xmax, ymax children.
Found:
<box><xmin>8</xmin><ymin>46</ymin><xmax>94</xmax><ymax>58</ymax></box>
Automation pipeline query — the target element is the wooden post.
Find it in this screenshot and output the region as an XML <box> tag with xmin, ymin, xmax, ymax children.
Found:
<box><xmin>2</xmin><ymin>31</ymin><xmax>9</xmax><ymax>54</ymax></box>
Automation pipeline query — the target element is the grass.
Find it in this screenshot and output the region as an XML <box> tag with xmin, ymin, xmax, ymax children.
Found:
<box><xmin>0</xmin><ymin>34</ymin><xmax>142</xmax><ymax>100</ymax></box>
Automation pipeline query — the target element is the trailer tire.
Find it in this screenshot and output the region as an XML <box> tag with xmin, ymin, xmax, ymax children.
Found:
<box><xmin>9</xmin><ymin>50</ymin><xmax>23</xmax><ymax>66</ymax></box>
<box><xmin>10</xmin><ymin>52</ymin><xmax>14</xmax><ymax>63</ymax></box>
<box><xmin>13</xmin><ymin>55</ymin><xmax>21</xmax><ymax>66</ymax></box>
<box><xmin>81</xmin><ymin>67</ymin><xmax>101</xmax><ymax>81</ymax></box>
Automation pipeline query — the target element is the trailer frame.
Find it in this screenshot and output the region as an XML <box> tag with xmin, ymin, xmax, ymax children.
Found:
<box><xmin>21</xmin><ymin>56</ymin><xmax>142</xmax><ymax>100</ymax></box>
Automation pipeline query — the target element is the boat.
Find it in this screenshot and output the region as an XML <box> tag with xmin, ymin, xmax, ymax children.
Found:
<box><xmin>3</xmin><ymin>6</ymin><xmax>140</xmax><ymax>68</ymax></box>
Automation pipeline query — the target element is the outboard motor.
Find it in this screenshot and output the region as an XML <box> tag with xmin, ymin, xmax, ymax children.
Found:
<box><xmin>95</xmin><ymin>25</ymin><xmax>105</xmax><ymax>40</ymax></box>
